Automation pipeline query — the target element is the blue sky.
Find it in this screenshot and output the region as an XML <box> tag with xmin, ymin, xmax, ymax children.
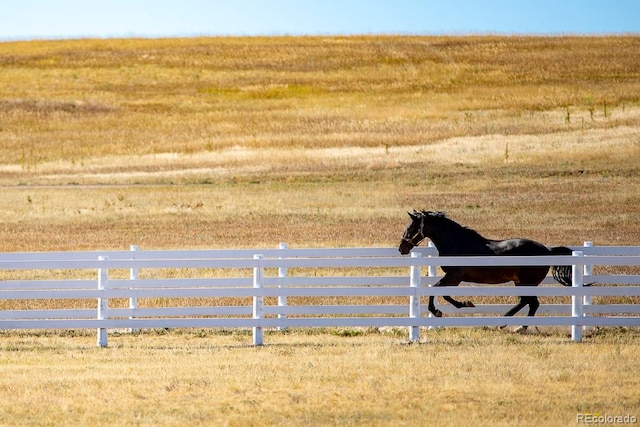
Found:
<box><xmin>1</xmin><ymin>0</ymin><xmax>638</xmax><ymax>41</ymax></box>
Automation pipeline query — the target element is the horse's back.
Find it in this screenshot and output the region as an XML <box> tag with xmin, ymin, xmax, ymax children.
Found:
<box><xmin>488</xmin><ymin>238</ymin><xmax>549</xmax><ymax>256</ymax></box>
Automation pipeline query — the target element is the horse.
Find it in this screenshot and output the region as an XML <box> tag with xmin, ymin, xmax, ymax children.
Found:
<box><xmin>398</xmin><ymin>210</ymin><xmax>573</xmax><ymax>328</ymax></box>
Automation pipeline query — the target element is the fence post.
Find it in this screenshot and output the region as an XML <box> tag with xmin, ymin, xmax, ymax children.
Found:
<box><xmin>97</xmin><ymin>256</ymin><xmax>109</xmax><ymax>348</ymax></box>
<box><xmin>409</xmin><ymin>251</ymin><xmax>421</xmax><ymax>342</ymax></box>
<box><xmin>427</xmin><ymin>241</ymin><xmax>437</xmax><ymax>277</ymax></box>
<box><xmin>277</xmin><ymin>243</ymin><xmax>288</xmax><ymax>331</ymax></box>
<box><xmin>253</xmin><ymin>254</ymin><xmax>264</xmax><ymax>346</ymax></box>
<box><xmin>129</xmin><ymin>245</ymin><xmax>139</xmax><ymax>333</ymax></box>
<box><xmin>582</xmin><ymin>241</ymin><xmax>593</xmax><ymax>333</ymax></box>
<box><xmin>571</xmin><ymin>251</ymin><xmax>584</xmax><ymax>342</ymax></box>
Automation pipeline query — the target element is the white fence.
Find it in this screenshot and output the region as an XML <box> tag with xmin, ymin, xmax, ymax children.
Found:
<box><xmin>0</xmin><ymin>242</ymin><xmax>639</xmax><ymax>346</ymax></box>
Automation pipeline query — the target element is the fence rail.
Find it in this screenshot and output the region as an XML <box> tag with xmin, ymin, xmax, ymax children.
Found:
<box><xmin>0</xmin><ymin>242</ymin><xmax>638</xmax><ymax>346</ymax></box>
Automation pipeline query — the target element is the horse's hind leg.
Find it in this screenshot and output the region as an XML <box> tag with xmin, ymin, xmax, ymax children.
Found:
<box><xmin>500</xmin><ymin>296</ymin><xmax>527</xmax><ymax>330</ymax></box>
<box><xmin>509</xmin><ymin>295</ymin><xmax>539</xmax><ymax>317</ymax></box>
<box><xmin>526</xmin><ymin>296</ymin><xmax>540</xmax><ymax>316</ymax></box>
<box><xmin>504</xmin><ymin>296</ymin><xmax>528</xmax><ymax>317</ymax></box>
<box><xmin>505</xmin><ymin>296</ymin><xmax>539</xmax><ymax>333</ymax></box>
<box><xmin>504</xmin><ymin>274</ymin><xmax>544</xmax><ymax>333</ymax></box>
<box><xmin>513</xmin><ymin>296</ymin><xmax>540</xmax><ymax>334</ymax></box>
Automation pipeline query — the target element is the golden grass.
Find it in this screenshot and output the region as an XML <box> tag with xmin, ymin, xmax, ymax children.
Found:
<box><xmin>0</xmin><ymin>328</ymin><xmax>639</xmax><ymax>426</ymax></box>
<box><xmin>0</xmin><ymin>35</ymin><xmax>639</xmax><ymax>426</ymax></box>
<box><xmin>1</xmin><ymin>36</ymin><xmax>638</xmax><ymax>253</ymax></box>
<box><xmin>1</xmin><ymin>36</ymin><xmax>639</xmax><ymax>167</ymax></box>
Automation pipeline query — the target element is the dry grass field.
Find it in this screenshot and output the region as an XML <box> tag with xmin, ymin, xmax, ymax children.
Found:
<box><xmin>1</xmin><ymin>35</ymin><xmax>639</xmax><ymax>426</ymax></box>
<box><xmin>1</xmin><ymin>327</ymin><xmax>639</xmax><ymax>426</ymax></box>
<box><xmin>1</xmin><ymin>36</ymin><xmax>639</xmax><ymax>252</ymax></box>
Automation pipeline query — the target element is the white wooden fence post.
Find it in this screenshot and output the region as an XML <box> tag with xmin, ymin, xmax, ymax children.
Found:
<box><xmin>409</xmin><ymin>251</ymin><xmax>421</xmax><ymax>342</ymax></box>
<box><xmin>571</xmin><ymin>251</ymin><xmax>584</xmax><ymax>342</ymax></box>
<box><xmin>277</xmin><ymin>243</ymin><xmax>288</xmax><ymax>331</ymax></box>
<box><xmin>583</xmin><ymin>241</ymin><xmax>593</xmax><ymax>333</ymax></box>
<box><xmin>253</xmin><ymin>254</ymin><xmax>264</xmax><ymax>346</ymax></box>
<box><xmin>427</xmin><ymin>241</ymin><xmax>437</xmax><ymax>277</ymax></box>
<box><xmin>129</xmin><ymin>245</ymin><xmax>139</xmax><ymax>333</ymax></box>
<box><xmin>97</xmin><ymin>256</ymin><xmax>109</xmax><ymax>347</ymax></box>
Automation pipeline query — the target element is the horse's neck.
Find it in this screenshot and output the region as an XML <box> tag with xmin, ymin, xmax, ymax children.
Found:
<box><xmin>428</xmin><ymin>224</ymin><xmax>489</xmax><ymax>255</ymax></box>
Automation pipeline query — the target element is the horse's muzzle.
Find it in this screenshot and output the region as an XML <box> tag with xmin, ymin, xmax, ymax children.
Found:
<box><xmin>398</xmin><ymin>240</ymin><xmax>413</xmax><ymax>255</ymax></box>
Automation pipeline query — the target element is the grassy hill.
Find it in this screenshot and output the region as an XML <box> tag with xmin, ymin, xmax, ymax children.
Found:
<box><xmin>0</xmin><ymin>35</ymin><xmax>639</xmax><ymax>427</ymax></box>
<box><xmin>0</xmin><ymin>35</ymin><xmax>639</xmax><ymax>250</ymax></box>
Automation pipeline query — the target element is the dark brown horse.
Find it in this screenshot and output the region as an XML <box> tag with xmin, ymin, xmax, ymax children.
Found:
<box><xmin>399</xmin><ymin>210</ymin><xmax>573</xmax><ymax>324</ymax></box>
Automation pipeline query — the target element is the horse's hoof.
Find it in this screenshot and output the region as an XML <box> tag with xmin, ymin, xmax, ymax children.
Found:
<box><xmin>463</xmin><ymin>301</ymin><xmax>475</xmax><ymax>308</ymax></box>
<box><xmin>434</xmin><ymin>310</ymin><xmax>443</xmax><ymax>318</ymax></box>
<box><xmin>513</xmin><ymin>326</ymin><xmax>529</xmax><ymax>334</ymax></box>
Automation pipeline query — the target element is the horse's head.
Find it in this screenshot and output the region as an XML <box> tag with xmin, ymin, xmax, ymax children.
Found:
<box><xmin>399</xmin><ymin>210</ymin><xmax>425</xmax><ymax>254</ymax></box>
<box><xmin>398</xmin><ymin>210</ymin><xmax>444</xmax><ymax>254</ymax></box>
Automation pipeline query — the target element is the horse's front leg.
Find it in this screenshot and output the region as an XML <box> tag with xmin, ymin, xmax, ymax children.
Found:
<box><xmin>444</xmin><ymin>295</ymin><xmax>476</xmax><ymax>309</ymax></box>
<box><xmin>428</xmin><ymin>271</ymin><xmax>467</xmax><ymax>317</ymax></box>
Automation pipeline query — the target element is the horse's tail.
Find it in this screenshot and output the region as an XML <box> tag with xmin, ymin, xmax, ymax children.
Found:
<box><xmin>549</xmin><ymin>246</ymin><xmax>573</xmax><ymax>286</ymax></box>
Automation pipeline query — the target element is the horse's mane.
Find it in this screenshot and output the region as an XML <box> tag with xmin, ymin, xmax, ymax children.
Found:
<box><xmin>417</xmin><ymin>210</ymin><xmax>489</xmax><ymax>244</ymax></box>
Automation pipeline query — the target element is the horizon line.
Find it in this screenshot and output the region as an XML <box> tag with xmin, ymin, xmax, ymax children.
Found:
<box><xmin>2</xmin><ymin>30</ymin><xmax>639</xmax><ymax>43</ymax></box>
